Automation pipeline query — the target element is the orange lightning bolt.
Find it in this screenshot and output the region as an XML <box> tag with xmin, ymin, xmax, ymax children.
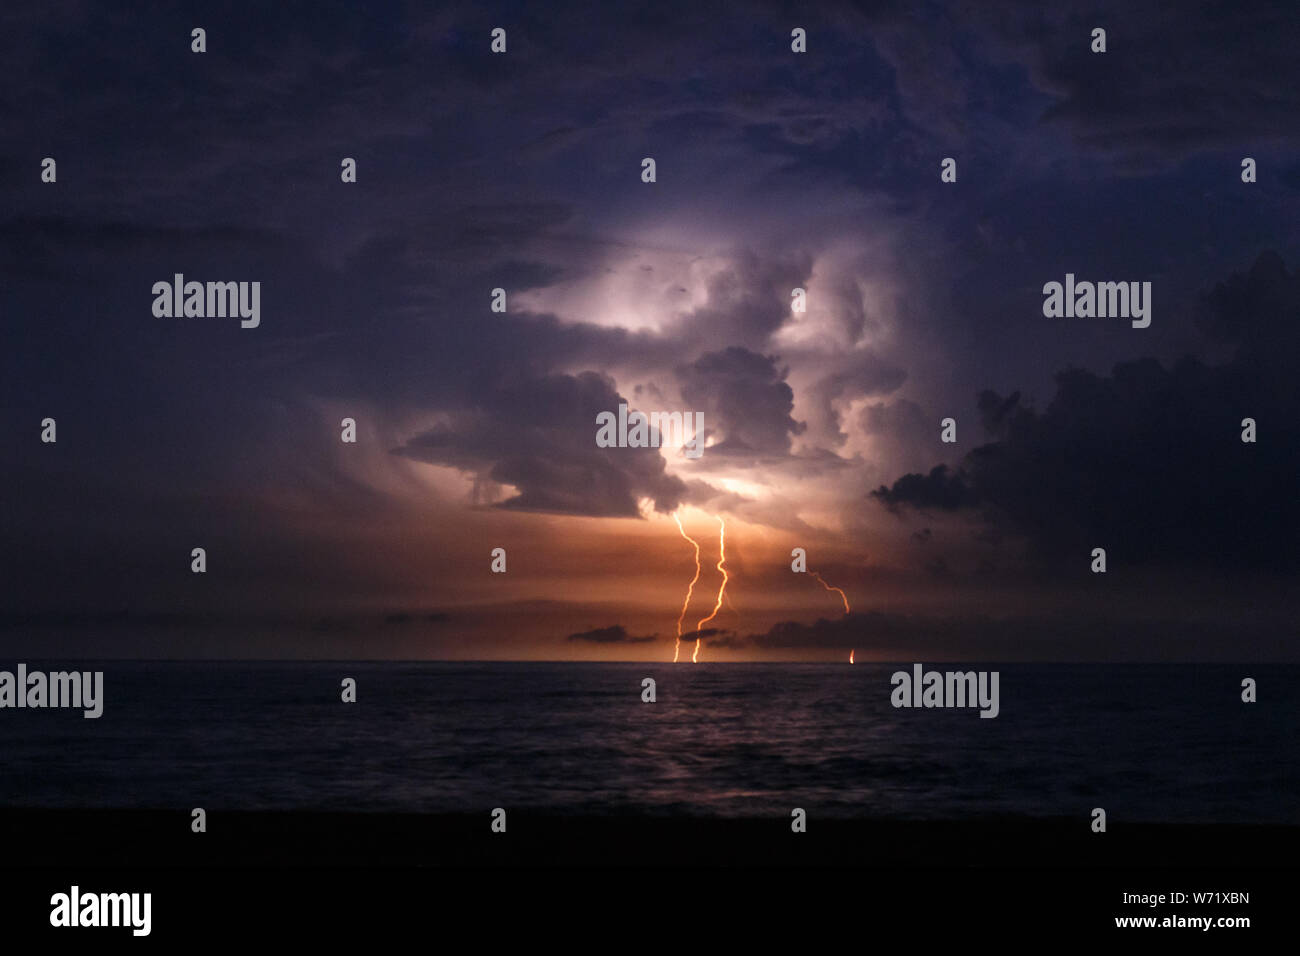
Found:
<box><xmin>672</xmin><ymin>512</ymin><xmax>702</xmax><ymax>664</ymax></box>
<box><xmin>811</xmin><ymin>570</ymin><xmax>851</xmax><ymax>663</ymax></box>
<box><xmin>811</xmin><ymin>571</ymin><xmax>850</xmax><ymax>615</ymax></box>
<box><xmin>693</xmin><ymin>516</ymin><xmax>728</xmax><ymax>663</ymax></box>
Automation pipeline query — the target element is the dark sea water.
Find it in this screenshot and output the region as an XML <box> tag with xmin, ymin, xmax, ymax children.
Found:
<box><xmin>1</xmin><ymin>662</ymin><xmax>1295</xmax><ymax>823</ymax></box>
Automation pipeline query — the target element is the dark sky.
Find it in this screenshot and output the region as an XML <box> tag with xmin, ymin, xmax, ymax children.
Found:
<box><xmin>1</xmin><ymin>0</ymin><xmax>1297</xmax><ymax>660</ymax></box>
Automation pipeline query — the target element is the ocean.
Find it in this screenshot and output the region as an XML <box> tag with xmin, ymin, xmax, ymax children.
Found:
<box><xmin>1</xmin><ymin>661</ymin><xmax>1294</xmax><ymax>823</ymax></box>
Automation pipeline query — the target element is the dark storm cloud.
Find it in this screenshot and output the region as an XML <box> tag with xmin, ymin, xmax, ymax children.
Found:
<box><xmin>872</xmin><ymin>465</ymin><xmax>979</xmax><ymax>513</ymax></box>
<box><xmin>872</xmin><ymin>253</ymin><xmax>1300</xmax><ymax>570</ymax></box>
<box><xmin>676</xmin><ymin>347</ymin><xmax>805</xmax><ymax>457</ymax></box>
<box><xmin>1</xmin><ymin>0</ymin><xmax>1297</xmax><ymax>652</ymax></box>
<box><xmin>999</xmin><ymin>0</ymin><xmax>1300</xmax><ymax>162</ymax></box>
<box><xmin>858</xmin><ymin>397</ymin><xmax>937</xmax><ymax>479</ymax></box>
<box><xmin>676</xmin><ymin>250</ymin><xmax>814</xmax><ymax>348</ymax></box>
<box><xmin>566</xmin><ymin>625</ymin><xmax>658</xmax><ymax>644</ymax></box>
<box><xmin>976</xmin><ymin>390</ymin><xmax>1024</xmax><ymax>438</ymax></box>
<box><xmin>805</xmin><ymin>354</ymin><xmax>909</xmax><ymax>446</ymax></box>
<box><xmin>700</xmin><ymin>630</ymin><xmax>742</xmax><ymax>649</ymax></box>
<box><xmin>0</xmin><ymin>215</ymin><xmax>282</xmax><ymax>279</ymax></box>
<box><xmin>684</xmin><ymin>627</ymin><xmax>726</xmax><ymax>642</ymax></box>
<box><xmin>824</xmin><ymin>0</ymin><xmax>1300</xmax><ymax>166</ymax></box>
<box><xmin>450</xmin><ymin>202</ymin><xmax>576</xmax><ymax>246</ymax></box>
<box><xmin>1197</xmin><ymin>251</ymin><xmax>1300</xmax><ymax>358</ymax></box>
<box><xmin>861</xmin><ymin>397</ymin><xmax>927</xmax><ymax>439</ymax></box>
<box><xmin>738</xmin><ymin>609</ymin><xmax>1291</xmax><ymax>660</ymax></box>
<box><xmin>5</xmin><ymin>0</ymin><xmax>1282</xmax><ymax>466</ymax></box>
<box><xmin>392</xmin><ymin>371</ymin><xmax>689</xmax><ymax>517</ymax></box>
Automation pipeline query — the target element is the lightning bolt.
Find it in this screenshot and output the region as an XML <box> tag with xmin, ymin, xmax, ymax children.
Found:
<box><xmin>672</xmin><ymin>512</ymin><xmax>702</xmax><ymax>664</ymax></box>
<box><xmin>694</xmin><ymin>516</ymin><xmax>728</xmax><ymax>663</ymax></box>
<box><xmin>811</xmin><ymin>570</ymin><xmax>851</xmax><ymax>662</ymax></box>
<box><xmin>811</xmin><ymin>571</ymin><xmax>850</xmax><ymax>615</ymax></box>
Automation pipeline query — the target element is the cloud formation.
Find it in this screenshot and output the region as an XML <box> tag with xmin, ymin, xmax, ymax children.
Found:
<box><xmin>872</xmin><ymin>253</ymin><xmax>1300</xmax><ymax>570</ymax></box>
<box><xmin>392</xmin><ymin>372</ymin><xmax>690</xmax><ymax>516</ymax></box>
<box><xmin>567</xmin><ymin>625</ymin><xmax>658</xmax><ymax>644</ymax></box>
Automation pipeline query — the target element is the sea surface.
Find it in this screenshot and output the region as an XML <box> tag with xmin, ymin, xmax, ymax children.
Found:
<box><xmin>1</xmin><ymin>662</ymin><xmax>1295</xmax><ymax>823</ymax></box>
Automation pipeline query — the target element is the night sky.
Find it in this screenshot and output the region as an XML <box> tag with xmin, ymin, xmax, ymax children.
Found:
<box><xmin>2</xmin><ymin>0</ymin><xmax>1297</xmax><ymax>660</ymax></box>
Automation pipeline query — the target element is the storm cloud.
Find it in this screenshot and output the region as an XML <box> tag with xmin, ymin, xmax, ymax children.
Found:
<box><xmin>872</xmin><ymin>253</ymin><xmax>1300</xmax><ymax>570</ymax></box>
